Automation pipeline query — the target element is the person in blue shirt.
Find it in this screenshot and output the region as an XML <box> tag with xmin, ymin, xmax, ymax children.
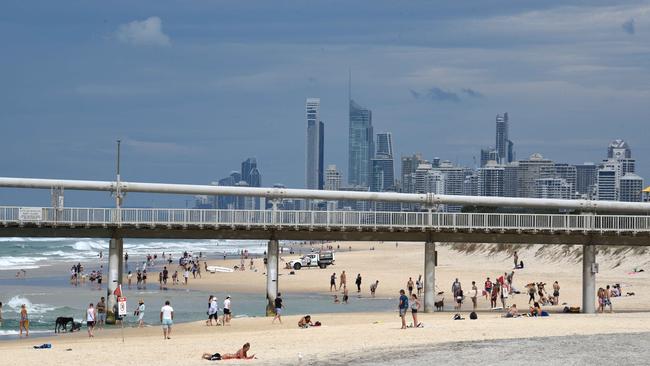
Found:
<box><xmin>398</xmin><ymin>289</ymin><xmax>409</xmax><ymax>329</ymax></box>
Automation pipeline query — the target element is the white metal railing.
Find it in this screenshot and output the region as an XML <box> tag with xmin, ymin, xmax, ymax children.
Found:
<box><xmin>1</xmin><ymin>206</ymin><xmax>650</xmax><ymax>233</ymax></box>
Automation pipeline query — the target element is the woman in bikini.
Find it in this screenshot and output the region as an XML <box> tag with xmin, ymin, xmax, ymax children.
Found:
<box><xmin>19</xmin><ymin>304</ymin><xmax>29</xmax><ymax>338</ymax></box>
<box><xmin>202</xmin><ymin>342</ymin><xmax>256</xmax><ymax>360</ymax></box>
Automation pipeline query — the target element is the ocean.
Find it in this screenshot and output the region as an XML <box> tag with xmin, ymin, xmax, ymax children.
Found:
<box><xmin>0</xmin><ymin>238</ymin><xmax>394</xmax><ymax>339</ymax></box>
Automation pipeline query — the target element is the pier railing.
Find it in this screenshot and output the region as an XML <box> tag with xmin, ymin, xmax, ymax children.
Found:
<box><xmin>1</xmin><ymin>206</ymin><xmax>650</xmax><ymax>233</ymax></box>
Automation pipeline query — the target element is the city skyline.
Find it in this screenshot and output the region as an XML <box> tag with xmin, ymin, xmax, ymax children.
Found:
<box><xmin>1</xmin><ymin>1</ymin><xmax>650</xmax><ymax>207</ymax></box>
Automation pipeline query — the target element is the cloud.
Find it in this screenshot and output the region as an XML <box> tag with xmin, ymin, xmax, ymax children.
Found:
<box><xmin>412</xmin><ymin>86</ymin><xmax>484</xmax><ymax>102</ymax></box>
<box><xmin>427</xmin><ymin>87</ymin><xmax>460</xmax><ymax>102</ymax></box>
<box><xmin>115</xmin><ymin>17</ymin><xmax>171</xmax><ymax>46</ymax></box>
<box><xmin>460</xmin><ymin>88</ymin><xmax>483</xmax><ymax>98</ymax></box>
<box><xmin>622</xmin><ymin>18</ymin><xmax>635</xmax><ymax>34</ymax></box>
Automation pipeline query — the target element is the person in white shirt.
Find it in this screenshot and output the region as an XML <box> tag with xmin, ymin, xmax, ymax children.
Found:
<box><xmin>86</xmin><ymin>303</ymin><xmax>96</xmax><ymax>338</ymax></box>
<box><xmin>223</xmin><ymin>296</ymin><xmax>232</xmax><ymax>325</ymax></box>
<box><xmin>135</xmin><ymin>299</ymin><xmax>146</xmax><ymax>328</ymax></box>
<box><xmin>207</xmin><ymin>296</ymin><xmax>218</xmax><ymax>326</ymax></box>
<box><xmin>160</xmin><ymin>300</ymin><xmax>174</xmax><ymax>340</ymax></box>
<box><xmin>470</xmin><ymin>281</ymin><xmax>479</xmax><ymax>310</ymax></box>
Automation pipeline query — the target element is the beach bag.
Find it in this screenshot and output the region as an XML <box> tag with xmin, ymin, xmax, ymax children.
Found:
<box><xmin>453</xmin><ymin>313</ymin><xmax>463</xmax><ymax>320</ymax></box>
<box><xmin>469</xmin><ymin>311</ymin><xmax>478</xmax><ymax>320</ymax></box>
<box><xmin>209</xmin><ymin>353</ymin><xmax>221</xmax><ymax>361</ymax></box>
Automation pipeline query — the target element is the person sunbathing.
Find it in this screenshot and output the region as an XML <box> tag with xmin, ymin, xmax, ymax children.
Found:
<box><xmin>202</xmin><ymin>343</ymin><xmax>255</xmax><ymax>361</ymax></box>
<box><xmin>504</xmin><ymin>304</ymin><xmax>520</xmax><ymax>318</ymax></box>
<box><xmin>298</xmin><ymin>315</ymin><xmax>313</xmax><ymax>328</ymax></box>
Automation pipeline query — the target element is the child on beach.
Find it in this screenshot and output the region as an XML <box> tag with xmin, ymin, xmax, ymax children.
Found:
<box><xmin>298</xmin><ymin>315</ymin><xmax>313</xmax><ymax>328</ymax></box>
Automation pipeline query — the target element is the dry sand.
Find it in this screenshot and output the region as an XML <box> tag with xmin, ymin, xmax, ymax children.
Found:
<box><xmin>3</xmin><ymin>241</ymin><xmax>650</xmax><ymax>365</ymax></box>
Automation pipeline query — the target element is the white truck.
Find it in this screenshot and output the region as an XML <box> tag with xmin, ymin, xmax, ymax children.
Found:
<box><xmin>286</xmin><ymin>252</ymin><xmax>335</xmax><ymax>270</ymax></box>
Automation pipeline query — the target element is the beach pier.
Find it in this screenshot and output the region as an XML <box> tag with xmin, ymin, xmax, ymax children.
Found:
<box><xmin>423</xmin><ymin>241</ymin><xmax>436</xmax><ymax>312</ymax></box>
<box><xmin>582</xmin><ymin>243</ymin><xmax>597</xmax><ymax>314</ymax></box>
<box><xmin>107</xmin><ymin>236</ymin><xmax>124</xmax><ymax>324</ymax></box>
<box><xmin>266</xmin><ymin>238</ymin><xmax>279</xmax><ymax>316</ymax></box>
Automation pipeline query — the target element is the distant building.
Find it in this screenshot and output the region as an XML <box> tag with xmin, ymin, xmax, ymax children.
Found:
<box><xmin>348</xmin><ymin>99</ymin><xmax>373</xmax><ymax>188</ymax></box>
<box><xmin>480</xmin><ymin>148</ymin><xmax>499</xmax><ymax>168</ymax></box>
<box><xmin>400</xmin><ymin>153</ymin><xmax>423</xmax><ymax>194</ymax></box>
<box><xmin>478</xmin><ymin>163</ymin><xmax>505</xmax><ymax>197</ymax></box>
<box><xmin>554</xmin><ymin>163</ymin><xmax>577</xmax><ymax>196</ymax></box>
<box><xmin>515</xmin><ymin>153</ymin><xmax>556</xmax><ymax>198</ymax></box>
<box><xmin>495</xmin><ymin>113</ymin><xmax>514</xmax><ymax>164</ymax></box>
<box><xmin>597</xmin><ymin>168</ymin><xmax>617</xmax><ymax>201</ymax></box>
<box><xmin>576</xmin><ymin>163</ymin><xmax>597</xmax><ymax>197</ymax></box>
<box><xmin>324</xmin><ymin>164</ymin><xmax>342</xmax><ymax>191</ymax></box>
<box><xmin>535</xmin><ymin>178</ymin><xmax>572</xmax><ymax>199</ymax></box>
<box><xmin>619</xmin><ymin>173</ymin><xmax>644</xmax><ymax>202</ymax></box>
<box><xmin>371</xmin><ymin>132</ymin><xmax>395</xmax><ymax>192</ymax></box>
<box><xmin>305</xmin><ymin>98</ymin><xmax>325</xmax><ymax>190</ymax></box>
<box><xmin>241</xmin><ymin>158</ymin><xmax>259</xmax><ymax>187</ymax></box>
<box><xmin>415</xmin><ymin>163</ymin><xmax>445</xmax><ymax>195</ymax></box>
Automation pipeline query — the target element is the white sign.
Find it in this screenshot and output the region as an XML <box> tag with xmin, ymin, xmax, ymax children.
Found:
<box><xmin>19</xmin><ymin>208</ymin><xmax>43</xmax><ymax>221</ymax></box>
<box><xmin>118</xmin><ymin>297</ymin><xmax>127</xmax><ymax>316</ymax></box>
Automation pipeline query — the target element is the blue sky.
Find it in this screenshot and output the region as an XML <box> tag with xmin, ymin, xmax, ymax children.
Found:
<box><xmin>1</xmin><ymin>0</ymin><xmax>649</xmax><ymax>206</ymax></box>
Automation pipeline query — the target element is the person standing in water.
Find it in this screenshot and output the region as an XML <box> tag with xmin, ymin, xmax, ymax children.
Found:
<box><xmin>19</xmin><ymin>304</ymin><xmax>29</xmax><ymax>338</ymax></box>
<box><xmin>135</xmin><ymin>299</ymin><xmax>146</xmax><ymax>327</ymax></box>
<box><xmin>355</xmin><ymin>274</ymin><xmax>362</xmax><ymax>293</ymax></box>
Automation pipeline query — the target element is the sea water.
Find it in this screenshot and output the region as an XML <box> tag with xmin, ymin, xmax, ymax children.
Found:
<box><xmin>0</xmin><ymin>238</ymin><xmax>395</xmax><ymax>339</ymax></box>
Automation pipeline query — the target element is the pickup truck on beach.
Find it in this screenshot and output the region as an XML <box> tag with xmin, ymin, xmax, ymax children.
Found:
<box><xmin>286</xmin><ymin>252</ymin><xmax>335</xmax><ymax>270</ymax></box>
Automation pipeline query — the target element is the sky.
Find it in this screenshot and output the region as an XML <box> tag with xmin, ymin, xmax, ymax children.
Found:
<box><xmin>1</xmin><ymin>0</ymin><xmax>649</xmax><ymax>207</ymax></box>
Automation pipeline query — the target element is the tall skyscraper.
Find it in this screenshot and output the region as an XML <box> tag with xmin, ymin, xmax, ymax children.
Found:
<box><xmin>495</xmin><ymin>113</ymin><xmax>514</xmax><ymax>164</ymax></box>
<box><xmin>480</xmin><ymin>148</ymin><xmax>499</xmax><ymax>168</ymax></box>
<box><xmin>241</xmin><ymin>158</ymin><xmax>259</xmax><ymax>187</ymax></box>
<box><xmin>306</xmin><ymin>98</ymin><xmax>325</xmax><ymax>190</ymax></box>
<box><xmin>348</xmin><ymin>99</ymin><xmax>373</xmax><ymax>187</ymax></box>
<box><xmin>371</xmin><ymin>132</ymin><xmax>395</xmax><ymax>192</ymax></box>
<box><xmin>375</xmin><ymin>132</ymin><xmax>393</xmax><ymax>157</ymax></box>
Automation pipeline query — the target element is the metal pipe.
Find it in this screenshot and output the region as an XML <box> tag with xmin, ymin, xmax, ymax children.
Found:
<box><xmin>1</xmin><ymin>177</ymin><xmax>650</xmax><ymax>213</ymax></box>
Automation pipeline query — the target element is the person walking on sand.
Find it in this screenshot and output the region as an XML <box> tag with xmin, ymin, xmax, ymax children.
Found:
<box><xmin>513</xmin><ymin>251</ymin><xmax>519</xmax><ymax>269</ymax></box>
<box><xmin>407</xmin><ymin>277</ymin><xmax>415</xmax><ymax>296</ymax></box>
<box><xmin>484</xmin><ymin>277</ymin><xmax>493</xmax><ymax>300</ymax></box>
<box><xmin>96</xmin><ymin>296</ymin><xmax>106</xmax><ymax>329</ymax></box>
<box><xmin>160</xmin><ymin>300</ymin><xmax>174</xmax><ymax>339</ymax></box>
<box><xmin>135</xmin><ymin>299</ymin><xmax>145</xmax><ymax>327</ymax></box>
<box><xmin>500</xmin><ymin>282</ymin><xmax>509</xmax><ymax>310</ymax></box>
<box><xmin>223</xmin><ymin>296</ymin><xmax>232</xmax><ymax>325</ymax></box>
<box><xmin>19</xmin><ymin>304</ymin><xmax>29</xmax><ymax>338</ymax></box>
<box><xmin>370</xmin><ymin>280</ymin><xmax>379</xmax><ymax>297</ymax></box>
<box><xmin>330</xmin><ymin>272</ymin><xmax>336</xmax><ymax>291</ymax></box>
<box><xmin>355</xmin><ymin>274</ymin><xmax>362</xmax><ymax>293</ymax></box>
<box><xmin>410</xmin><ymin>294</ymin><xmax>421</xmax><ymax>327</ymax></box>
<box><xmin>272</xmin><ymin>293</ymin><xmax>283</xmax><ymax>324</ymax></box>
<box><xmin>398</xmin><ymin>289</ymin><xmax>409</xmax><ymax>329</ymax></box>
<box><xmin>605</xmin><ymin>285</ymin><xmax>613</xmax><ymax>313</ymax></box>
<box><xmin>470</xmin><ymin>281</ymin><xmax>478</xmax><ymax>310</ymax></box>
<box><xmin>85</xmin><ymin>303</ymin><xmax>95</xmax><ymax>338</ymax></box>
<box><xmin>183</xmin><ymin>267</ymin><xmax>189</xmax><ymax>285</ymax></box>
<box><xmin>416</xmin><ymin>275</ymin><xmax>423</xmax><ymax>297</ymax></box>
<box><xmin>451</xmin><ymin>278</ymin><xmax>461</xmax><ymax>298</ymax></box>
<box><xmin>339</xmin><ymin>271</ymin><xmax>347</xmax><ymax>290</ymax></box>
<box><xmin>206</xmin><ymin>296</ymin><xmax>218</xmax><ymax>326</ymax></box>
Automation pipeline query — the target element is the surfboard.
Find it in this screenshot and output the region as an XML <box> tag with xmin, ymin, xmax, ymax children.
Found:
<box><xmin>206</xmin><ymin>266</ymin><xmax>234</xmax><ymax>273</ymax></box>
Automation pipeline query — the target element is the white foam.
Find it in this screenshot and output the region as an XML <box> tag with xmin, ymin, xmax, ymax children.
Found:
<box><xmin>6</xmin><ymin>295</ymin><xmax>59</xmax><ymax>315</ymax></box>
<box><xmin>0</xmin><ymin>330</ymin><xmax>51</xmax><ymax>336</ymax></box>
<box><xmin>71</xmin><ymin>240</ymin><xmax>107</xmax><ymax>251</ymax></box>
<box><xmin>0</xmin><ymin>256</ymin><xmax>47</xmax><ymax>270</ymax></box>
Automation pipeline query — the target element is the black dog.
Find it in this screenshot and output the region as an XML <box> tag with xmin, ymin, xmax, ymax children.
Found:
<box><xmin>55</xmin><ymin>317</ymin><xmax>76</xmax><ymax>333</ymax></box>
<box><xmin>435</xmin><ymin>298</ymin><xmax>444</xmax><ymax>311</ymax></box>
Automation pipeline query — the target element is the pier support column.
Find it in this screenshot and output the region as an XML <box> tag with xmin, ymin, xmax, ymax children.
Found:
<box><xmin>582</xmin><ymin>244</ymin><xmax>597</xmax><ymax>314</ymax></box>
<box><xmin>423</xmin><ymin>241</ymin><xmax>436</xmax><ymax>313</ymax></box>
<box><xmin>106</xmin><ymin>237</ymin><xmax>123</xmax><ymax>324</ymax></box>
<box><xmin>266</xmin><ymin>239</ymin><xmax>279</xmax><ymax>316</ymax></box>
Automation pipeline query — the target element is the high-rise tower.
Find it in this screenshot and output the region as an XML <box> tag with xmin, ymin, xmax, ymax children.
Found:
<box><xmin>305</xmin><ymin>98</ymin><xmax>324</xmax><ymax>189</ymax></box>
<box><xmin>348</xmin><ymin>99</ymin><xmax>373</xmax><ymax>187</ymax></box>
<box><xmin>495</xmin><ymin>113</ymin><xmax>514</xmax><ymax>164</ymax></box>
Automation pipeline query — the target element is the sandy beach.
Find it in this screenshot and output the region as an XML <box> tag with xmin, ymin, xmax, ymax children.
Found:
<box><xmin>3</xmin><ymin>241</ymin><xmax>650</xmax><ymax>365</ymax></box>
